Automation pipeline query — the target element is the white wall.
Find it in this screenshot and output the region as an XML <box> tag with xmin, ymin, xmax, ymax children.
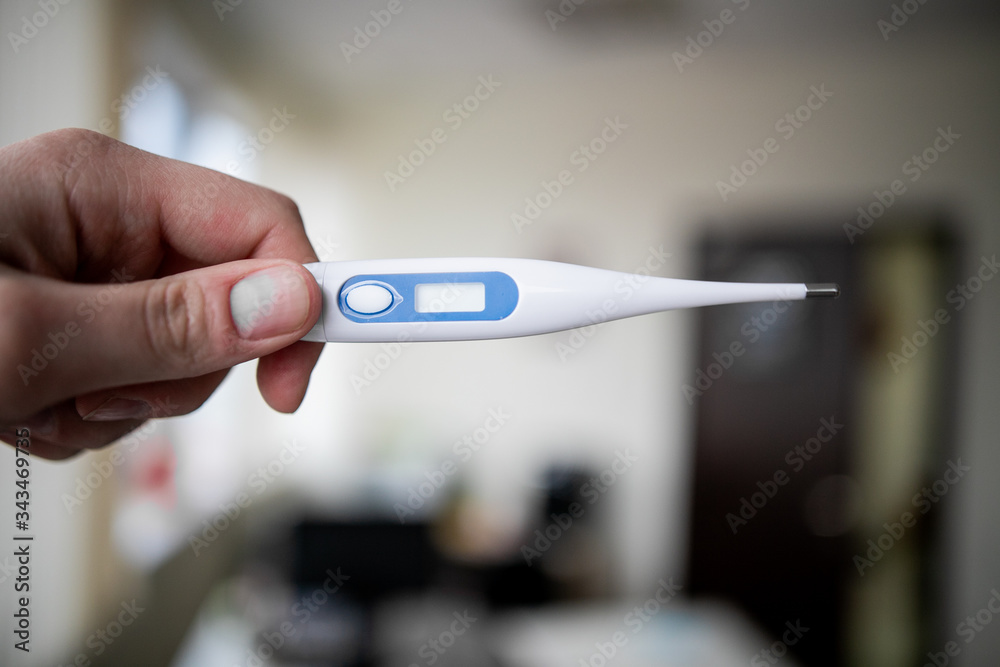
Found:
<box><xmin>247</xmin><ymin>30</ymin><xmax>1000</xmax><ymax>610</ymax></box>
<box><xmin>0</xmin><ymin>3</ymin><xmax>127</xmax><ymax>666</ymax></box>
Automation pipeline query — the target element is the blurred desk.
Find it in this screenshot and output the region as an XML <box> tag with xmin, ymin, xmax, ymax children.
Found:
<box><xmin>488</xmin><ymin>600</ymin><xmax>800</xmax><ymax>667</ymax></box>
<box><xmin>172</xmin><ymin>578</ymin><xmax>799</xmax><ymax>667</ymax></box>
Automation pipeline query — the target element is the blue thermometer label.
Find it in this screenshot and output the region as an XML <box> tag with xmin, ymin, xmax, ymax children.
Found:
<box><xmin>338</xmin><ymin>272</ymin><xmax>519</xmax><ymax>323</ymax></box>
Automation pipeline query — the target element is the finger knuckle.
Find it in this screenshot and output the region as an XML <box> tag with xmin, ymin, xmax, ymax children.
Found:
<box><xmin>42</xmin><ymin>127</ymin><xmax>111</xmax><ymax>149</ymax></box>
<box><xmin>268</xmin><ymin>190</ymin><xmax>304</xmax><ymax>226</ymax></box>
<box><xmin>143</xmin><ymin>280</ymin><xmax>212</xmax><ymax>371</ymax></box>
<box><xmin>42</xmin><ymin>128</ymin><xmax>117</xmax><ymax>167</ymax></box>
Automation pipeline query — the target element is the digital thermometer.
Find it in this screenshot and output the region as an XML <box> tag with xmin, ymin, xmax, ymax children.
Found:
<box><xmin>300</xmin><ymin>258</ymin><xmax>839</xmax><ymax>343</ymax></box>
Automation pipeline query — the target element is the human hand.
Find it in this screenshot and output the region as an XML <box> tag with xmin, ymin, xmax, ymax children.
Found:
<box><xmin>0</xmin><ymin>129</ymin><xmax>324</xmax><ymax>460</ymax></box>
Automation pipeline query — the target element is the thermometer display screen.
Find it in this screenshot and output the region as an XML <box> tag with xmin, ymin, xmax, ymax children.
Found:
<box><xmin>414</xmin><ymin>282</ymin><xmax>486</xmax><ymax>313</ymax></box>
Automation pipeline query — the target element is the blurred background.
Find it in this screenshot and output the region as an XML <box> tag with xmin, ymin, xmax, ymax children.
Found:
<box><xmin>1</xmin><ymin>0</ymin><xmax>999</xmax><ymax>665</ymax></box>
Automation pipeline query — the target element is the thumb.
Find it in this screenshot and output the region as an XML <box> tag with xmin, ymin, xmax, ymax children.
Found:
<box><xmin>4</xmin><ymin>260</ymin><xmax>320</xmax><ymax>418</ymax></box>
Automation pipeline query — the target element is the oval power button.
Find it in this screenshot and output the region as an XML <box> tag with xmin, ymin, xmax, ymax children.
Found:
<box><xmin>344</xmin><ymin>283</ymin><xmax>395</xmax><ymax>315</ymax></box>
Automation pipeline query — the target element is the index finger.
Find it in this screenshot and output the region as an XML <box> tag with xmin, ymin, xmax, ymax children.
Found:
<box><xmin>0</xmin><ymin>128</ymin><xmax>318</xmax><ymax>283</ymax></box>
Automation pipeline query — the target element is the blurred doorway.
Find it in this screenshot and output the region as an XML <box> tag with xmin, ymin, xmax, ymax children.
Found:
<box><xmin>686</xmin><ymin>215</ymin><xmax>961</xmax><ymax>666</ymax></box>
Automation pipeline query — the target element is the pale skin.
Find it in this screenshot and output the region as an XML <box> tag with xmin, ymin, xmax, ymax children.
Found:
<box><xmin>0</xmin><ymin>129</ymin><xmax>324</xmax><ymax>460</ymax></box>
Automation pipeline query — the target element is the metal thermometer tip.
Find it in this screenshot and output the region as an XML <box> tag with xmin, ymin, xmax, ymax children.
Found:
<box><xmin>804</xmin><ymin>283</ymin><xmax>840</xmax><ymax>299</ymax></box>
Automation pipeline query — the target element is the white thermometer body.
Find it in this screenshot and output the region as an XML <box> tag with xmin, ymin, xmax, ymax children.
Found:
<box><xmin>300</xmin><ymin>258</ymin><xmax>838</xmax><ymax>343</ymax></box>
